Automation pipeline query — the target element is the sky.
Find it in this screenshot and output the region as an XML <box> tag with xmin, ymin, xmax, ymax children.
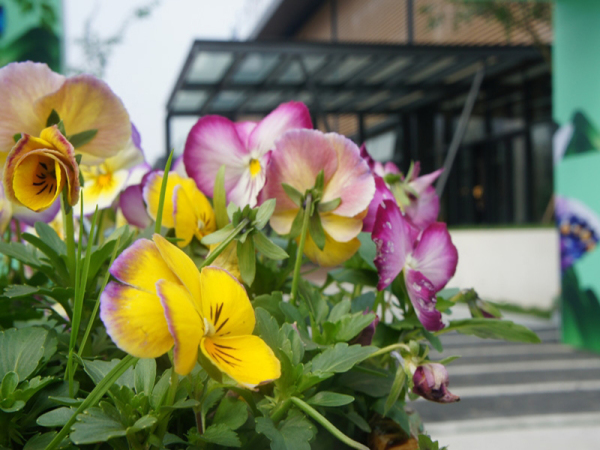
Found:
<box><xmin>64</xmin><ymin>0</ymin><xmax>251</xmax><ymax>165</ymax></box>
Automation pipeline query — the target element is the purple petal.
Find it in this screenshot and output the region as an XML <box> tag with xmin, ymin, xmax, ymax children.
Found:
<box><xmin>172</xmin><ymin>156</ymin><xmax>187</xmax><ymax>178</ymax></box>
<box><xmin>404</xmin><ymin>268</ymin><xmax>445</xmax><ymax>331</ymax></box>
<box><xmin>372</xmin><ymin>199</ymin><xmax>419</xmax><ymax>290</ymax></box>
<box><xmin>131</xmin><ymin>123</ymin><xmax>142</xmax><ymax>152</ymax></box>
<box><xmin>412</xmin><ymin>363</ymin><xmax>459</xmax><ymax>403</ymax></box>
<box><xmin>120</xmin><ymin>184</ymin><xmax>151</xmax><ymax>229</ymax></box>
<box><xmin>383</xmin><ymin>162</ymin><xmax>400</xmax><ymax>175</ymax></box>
<box><xmin>411</xmin><ymin>223</ymin><xmax>458</xmax><ymax>291</ymax></box>
<box><xmin>363</xmin><ymin>175</ymin><xmax>394</xmax><ymax>232</ymax></box>
<box><xmin>235</xmin><ymin>121</ymin><xmax>257</xmax><ymax>147</ymax></box>
<box><xmin>183</xmin><ymin>115</ymin><xmax>247</xmax><ymax>198</ymax></box>
<box><xmin>247</xmin><ymin>101</ymin><xmax>312</xmax><ymax>154</ymax></box>
<box><xmin>410</xmin><ymin>167</ymin><xmax>443</xmax><ymax>195</ymax></box>
<box><xmin>404</xmin><ymin>186</ymin><xmax>440</xmax><ymax>229</ymax></box>
<box><xmin>12</xmin><ymin>198</ymin><xmax>61</xmax><ymax>226</ymax></box>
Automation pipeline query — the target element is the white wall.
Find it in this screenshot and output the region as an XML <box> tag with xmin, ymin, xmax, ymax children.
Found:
<box><xmin>447</xmin><ymin>228</ymin><xmax>560</xmax><ymax>309</ymax></box>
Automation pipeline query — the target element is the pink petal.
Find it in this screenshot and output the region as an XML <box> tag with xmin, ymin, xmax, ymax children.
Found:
<box><xmin>0</xmin><ymin>62</ymin><xmax>65</xmax><ymax>156</ymax></box>
<box><xmin>235</xmin><ymin>121</ymin><xmax>257</xmax><ymax>147</ymax></box>
<box><xmin>321</xmin><ymin>133</ymin><xmax>375</xmax><ymax>217</ymax></box>
<box><xmin>12</xmin><ymin>199</ymin><xmax>61</xmax><ymax>226</ymax></box>
<box><xmin>404</xmin><ymin>268</ymin><xmax>445</xmax><ymax>331</ymax></box>
<box><xmin>247</xmin><ymin>101</ymin><xmax>312</xmax><ymax>155</ymax></box>
<box><xmin>373</xmin><ymin>199</ymin><xmax>419</xmax><ymax>290</ymax></box>
<box><xmin>263</xmin><ymin>129</ymin><xmax>338</xmax><ymax>213</ymax></box>
<box><xmin>120</xmin><ymin>184</ymin><xmax>151</xmax><ymax>229</ymax></box>
<box><xmin>383</xmin><ymin>162</ymin><xmax>400</xmax><ymax>176</ymax></box>
<box><xmin>410</xmin><ymin>168</ymin><xmax>443</xmax><ymax>195</ymax></box>
<box><xmin>404</xmin><ymin>185</ymin><xmax>440</xmax><ymax>229</ymax></box>
<box><xmin>183</xmin><ymin>115</ymin><xmax>248</xmax><ymax>198</ymax></box>
<box><xmin>227</xmin><ymin>165</ymin><xmax>266</xmax><ymax>208</ymax></box>
<box><xmin>363</xmin><ymin>175</ymin><xmax>394</xmax><ymax>232</ymax></box>
<box><xmin>411</xmin><ymin>222</ymin><xmax>458</xmax><ymax>291</ymax></box>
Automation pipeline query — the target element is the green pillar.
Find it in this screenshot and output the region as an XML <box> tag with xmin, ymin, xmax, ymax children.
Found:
<box><xmin>554</xmin><ymin>0</ymin><xmax>600</xmax><ymax>352</ymax></box>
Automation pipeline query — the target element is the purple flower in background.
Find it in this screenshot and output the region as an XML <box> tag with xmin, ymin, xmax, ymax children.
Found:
<box><xmin>372</xmin><ymin>200</ymin><xmax>458</xmax><ymax>331</ymax></box>
<box><xmin>412</xmin><ymin>363</ymin><xmax>460</xmax><ymax>403</ymax></box>
<box><xmin>555</xmin><ymin>195</ymin><xmax>600</xmax><ymax>271</ymax></box>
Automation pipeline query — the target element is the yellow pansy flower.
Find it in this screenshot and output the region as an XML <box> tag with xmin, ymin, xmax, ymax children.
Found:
<box><xmin>3</xmin><ymin>125</ymin><xmax>79</xmax><ymax>212</ymax></box>
<box><xmin>100</xmin><ymin>234</ymin><xmax>281</xmax><ymax>387</ymax></box>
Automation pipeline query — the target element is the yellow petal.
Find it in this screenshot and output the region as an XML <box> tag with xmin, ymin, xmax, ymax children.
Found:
<box><xmin>200</xmin><ymin>267</ymin><xmax>254</xmax><ymax>337</ymax></box>
<box><xmin>80</xmin><ymin>167</ymin><xmax>129</xmax><ymax>215</ymax></box>
<box><xmin>188</xmin><ymin>184</ymin><xmax>217</xmax><ymax>240</ymax></box>
<box><xmin>156</xmin><ymin>280</ymin><xmax>204</xmax><ymax>375</ymax></box>
<box><xmin>173</xmin><ymin>185</ymin><xmax>197</xmax><ymax>248</ymax></box>
<box><xmin>34</xmin><ymin>74</ymin><xmax>131</xmax><ymax>165</ymax></box>
<box><xmin>110</xmin><ymin>238</ymin><xmax>180</xmax><ymax>293</ymax></box>
<box><xmin>13</xmin><ymin>153</ymin><xmax>64</xmax><ymax>212</ymax></box>
<box><xmin>302</xmin><ymin>232</ymin><xmax>360</xmax><ymax>267</ymax></box>
<box><xmin>100</xmin><ymin>281</ymin><xmax>173</xmax><ymax>358</ymax></box>
<box><xmin>269</xmin><ymin>209</ymin><xmax>299</xmax><ymax>236</ymax></box>
<box><xmin>320</xmin><ymin>213</ymin><xmax>363</xmax><ymax>243</ymax></box>
<box><xmin>152</xmin><ymin>234</ymin><xmax>202</xmax><ymax>309</ymax></box>
<box><xmin>144</xmin><ymin>172</ymin><xmax>187</xmax><ymax>229</ymax></box>
<box><xmin>201</xmin><ymin>335</ymin><xmax>281</xmax><ymax>388</ymax></box>
<box><xmin>209</xmin><ymin>241</ymin><xmax>241</xmax><ymax>281</ymax></box>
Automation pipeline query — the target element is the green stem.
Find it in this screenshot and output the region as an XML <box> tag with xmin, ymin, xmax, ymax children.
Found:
<box><xmin>155</xmin><ymin>150</ymin><xmax>175</xmax><ymax>234</ymax></box>
<box><xmin>290</xmin><ymin>397</ymin><xmax>369</xmax><ymax>450</ymax></box>
<box><xmin>61</xmin><ymin>191</ymin><xmax>76</xmax><ymax>284</ymax></box>
<box><xmin>291</xmin><ymin>194</ymin><xmax>312</xmax><ymax>305</ymax></box>
<box><xmin>13</xmin><ymin>219</ymin><xmax>25</xmax><ymax>282</ymax></box>
<box><xmin>200</xmin><ymin>219</ymin><xmax>249</xmax><ymax>269</ymax></box>
<box><xmin>77</xmin><ymin>236</ymin><xmax>121</xmax><ymax>358</ymax></box>
<box><xmin>156</xmin><ymin>367</ymin><xmax>179</xmax><ymax>441</ymax></box>
<box><xmin>367</xmin><ymin>343</ymin><xmax>411</xmax><ymax>359</ymax></box>
<box><xmin>270</xmin><ymin>398</ymin><xmax>292</xmax><ymax>423</ymax></box>
<box><xmin>47</xmin><ymin>355</ymin><xmax>138</xmax><ymax>450</ymax></box>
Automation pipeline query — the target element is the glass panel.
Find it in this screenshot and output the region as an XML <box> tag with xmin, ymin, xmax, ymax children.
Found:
<box><xmin>322</xmin><ymin>56</ymin><xmax>370</xmax><ymax>84</ymax></box>
<box><xmin>302</xmin><ymin>55</ymin><xmax>327</xmax><ymax>73</ymax></box>
<box><xmin>171</xmin><ymin>91</ymin><xmax>208</xmax><ymax>112</ymax></box>
<box><xmin>277</xmin><ymin>61</ymin><xmax>305</xmax><ymax>84</ymax></box>
<box><xmin>211</xmin><ymin>90</ymin><xmax>245</xmax><ymax>111</ymax></box>
<box><xmin>232</xmin><ymin>53</ymin><xmax>279</xmax><ymax>84</ymax></box>
<box><xmin>245</xmin><ymin>91</ymin><xmax>283</xmax><ymax>110</ymax></box>
<box><xmin>366</xmin><ymin>57</ymin><xmax>412</xmax><ymax>84</ymax></box>
<box><xmin>187</xmin><ymin>52</ymin><xmax>233</xmax><ymax>83</ymax></box>
<box><xmin>323</xmin><ymin>92</ymin><xmax>354</xmax><ymax>109</ymax></box>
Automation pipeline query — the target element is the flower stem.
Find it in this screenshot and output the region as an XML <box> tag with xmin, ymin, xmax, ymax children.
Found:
<box><xmin>291</xmin><ymin>193</ymin><xmax>312</xmax><ymax>305</ymax></box>
<box><xmin>155</xmin><ymin>367</ymin><xmax>179</xmax><ymax>441</ymax></box>
<box><xmin>61</xmin><ymin>190</ymin><xmax>76</xmax><ymax>284</ymax></box>
<box><xmin>290</xmin><ymin>397</ymin><xmax>369</xmax><ymax>450</ymax></box>
<box><xmin>46</xmin><ymin>355</ymin><xmax>138</xmax><ymax>450</ymax></box>
<box><xmin>367</xmin><ymin>343</ymin><xmax>411</xmax><ymax>359</ymax></box>
<box><xmin>200</xmin><ymin>218</ymin><xmax>249</xmax><ymax>269</ymax></box>
<box><xmin>13</xmin><ymin>219</ymin><xmax>25</xmax><ymax>282</ymax></box>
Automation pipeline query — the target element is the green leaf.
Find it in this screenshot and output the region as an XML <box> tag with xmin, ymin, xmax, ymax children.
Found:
<box><xmin>0</xmin><ymin>241</ymin><xmax>40</xmax><ymax>267</ymax></box>
<box><xmin>373</xmin><ymin>398</ymin><xmax>410</xmax><ymax>434</ymax></box>
<box><xmin>437</xmin><ymin>355</ymin><xmax>461</xmax><ymax>365</ymax></box>
<box><xmin>328</xmin><ymin>299</ymin><xmax>351</xmax><ymax>323</ymax></box>
<box><xmin>344</xmin><ymin>411</ymin><xmax>371</xmax><ymax>432</ymax></box>
<box><xmin>70</xmin><ymin>407</ymin><xmax>127</xmax><ymax>444</ymax></box>
<box><xmin>75</xmin><ymin>154</ymin><xmax>83</xmax><ymax>165</ymax></box>
<box><xmin>357</xmin><ymin>232</ymin><xmax>377</xmax><ymax>270</ymax></box>
<box><xmin>255</xmin><ymin>308</ymin><xmax>282</xmax><ymax>353</ymax></box>
<box><xmin>2</xmin><ymin>285</ymin><xmax>40</xmax><ymax>298</ymax></box>
<box><xmin>253</xmin><ymin>292</ymin><xmax>286</xmax><ymax>324</ymax></box>
<box><xmin>418</xmin><ymin>434</ymin><xmax>446</xmax><ymax>450</ymax></box>
<box><xmin>437</xmin><ymin>319</ymin><xmax>541</xmax><ymax>343</ymax></box>
<box><xmin>254</xmin><ymin>232</ymin><xmax>289</xmax><ymax>260</ymax></box>
<box><xmin>56</xmin><ymin>120</ymin><xmax>66</xmax><ymax>136</ymax></box>
<box><xmin>310</xmin><ymin>343</ymin><xmax>377</xmax><ymax>374</ymax></box>
<box><xmin>237</xmin><ymin>237</ymin><xmax>256</xmax><ymax>286</ymax></box>
<box><xmin>256</xmin><ymin>411</ymin><xmax>316</xmax><ymax>450</ymax></box>
<box><xmin>134</xmin><ymin>358</ymin><xmax>156</xmax><ymax>397</ymax></box>
<box><xmin>13</xmin><ymin>133</ymin><xmax>21</xmax><ymax>143</ymax></box>
<box><xmin>127</xmin><ymin>415</ymin><xmax>157</xmax><ymax>434</ymax></box>
<box><xmin>306</xmin><ymin>391</ymin><xmax>354</xmax><ymax>407</ymax></box>
<box><xmin>197</xmin><ymin>350</ymin><xmax>223</xmax><ymax>383</ymax></box>
<box><xmin>83</xmin><ymin>359</ymin><xmax>135</xmax><ymax>388</ymax></box>
<box><xmin>67</xmin><ymin>129</ymin><xmax>98</xmax><ymax>148</ymax></box>
<box><xmin>338</xmin><ymin>370</ymin><xmax>394</xmax><ymax>397</ymax></box>
<box><xmin>150</xmin><ymin>369</ymin><xmax>172</xmax><ymax>409</ymax></box>
<box><xmin>1</xmin><ymin>371</ymin><xmax>19</xmax><ymax>398</ymax></box>
<box><xmin>317</xmin><ymin>197</ymin><xmax>341</xmax><ymax>213</ymax></box>
<box><xmin>46</xmin><ymin>109</ymin><xmax>60</xmax><ymax>127</ymax></box>
<box><xmin>213</xmin><ymin>397</ymin><xmax>248</xmax><ymax>430</ymax></box>
<box><xmin>422</xmin><ymin>329</ymin><xmax>443</xmax><ymax>352</ymax></box>
<box><xmin>385</xmin><ymin>366</ymin><xmax>406</xmax><ymax>415</ymax></box>
<box><xmin>24</xmin><ymin>432</ymin><xmax>66</xmax><ymax>450</ymax></box>
<box><xmin>314</xmin><ymin>170</ymin><xmax>325</xmax><ymax>192</ymax></box>
<box><xmin>0</xmin><ymin>327</ymin><xmax>48</xmax><ymax>381</ymax></box>
<box><xmin>351</xmin><ymin>292</ymin><xmax>376</xmax><ymax>313</ymax></box>
<box><xmin>255</xmin><ymin>198</ymin><xmax>276</xmax><ymax>229</ymax></box>
<box><xmin>288</xmin><ymin>208</ymin><xmax>305</xmax><ymax>239</ymax></box>
<box><xmin>214</xmin><ymin>165</ymin><xmax>230</xmax><ymax>229</ymax></box>
<box><xmin>435</xmin><ymin>297</ymin><xmax>455</xmax><ymax>313</ymax></box>
<box><xmin>154</xmin><ymin>149</ymin><xmax>174</xmax><ymax>233</ymax></box>
<box><xmin>282</xmin><ymin>183</ymin><xmax>304</xmax><ymax>207</ymax></box>
<box><xmin>36</xmin><ymin>221</ymin><xmax>67</xmax><ymax>255</ymax></box>
<box><xmin>308</xmin><ymin>212</ymin><xmax>326</xmax><ymax>250</ymax></box>
<box><xmin>201</xmin><ymin>223</ymin><xmax>234</xmax><ymax>245</ymax></box>
<box><xmin>329</xmin><ymin>267</ymin><xmax>378</xmax><ymax>287</ymax></box>
<box><xmin>37</xmin><ymin>407</ymin><xmax>75</xmax><ymax>427</ymax></box>
<box><xmin>201</xmin><ymin>423</ymin><xmax>241</xmax><ymax>447</ymax></box>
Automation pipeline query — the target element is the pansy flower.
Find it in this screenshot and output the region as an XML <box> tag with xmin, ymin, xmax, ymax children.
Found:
<box><xmin>262</xmin><ymin>129</ymin><xmax>375</xmax><ymax>267</ymax></box>
<box><xmin>0</xmin><ymin>61</ymin><xmax>131</xmax><ymax>167</ymax></box>
<box><xmin>143</xmin><ymin>172</ymin><xmax>216</xmax><ymax>247</ymax></box>
<box><xmin>100</xmin><ymin>234</ymin><xmax>281</xmax><ymax>386</ymax></box>
<box><xmin>372</xmin><ymin>200</ymin><xmax>457</xmax><ymax>331</ymax></box>
<box><xmin>3</xmin><ymin>125</ymin><xmax>79</xmax><ymax>212</ymax></box>
<box><xmin>412</xmin><ymin>363</ymin><xmax>459</xmax><ymax>403</ymax></box>
<box><xmin>183</xmin><ymin>102</ymin><xmax>312</xmax><ymax>208</ymax></box>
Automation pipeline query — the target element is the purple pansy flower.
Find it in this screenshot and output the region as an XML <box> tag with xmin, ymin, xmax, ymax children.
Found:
<box><xmin>372</xmin><ymin>199</ymin><xmax>458</xmax><ymax>331</ymax></box>
<box><xmin>412</xmin><ymin>363</ymin><xmax>460</xmax><ymax>403</ymax></box>
<box><xmin>183</xmin><ymin>101</ymin><xmax>312</xmax><ymax>208</ymax></box>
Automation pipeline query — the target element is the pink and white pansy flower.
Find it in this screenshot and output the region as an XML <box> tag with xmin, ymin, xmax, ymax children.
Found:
<box><xmin>372</xmin><ymin>199</ymin><xmax>458</xmax><ymax>331</ymax></box>
<box><xmin>183</xmin><ymin>101</ymin><xmax>312</xmax><ymax>208</ymax></box>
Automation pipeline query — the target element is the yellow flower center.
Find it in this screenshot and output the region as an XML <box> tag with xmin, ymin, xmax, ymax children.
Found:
<box><xmin>96</xmin><ymin>173</ymin><xmax>113</xmax><ymax>188</ymax></box>
<box><xmin>249</xmin><ymin>158</ymin><xmax>261</xmax><ymax>178</ymax></box>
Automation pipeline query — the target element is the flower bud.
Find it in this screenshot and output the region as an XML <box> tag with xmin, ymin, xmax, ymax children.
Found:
<box><xmin>412</xmin><ymin>363</ymin><xmax>460</xmax><ymax>403</ymax></box>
